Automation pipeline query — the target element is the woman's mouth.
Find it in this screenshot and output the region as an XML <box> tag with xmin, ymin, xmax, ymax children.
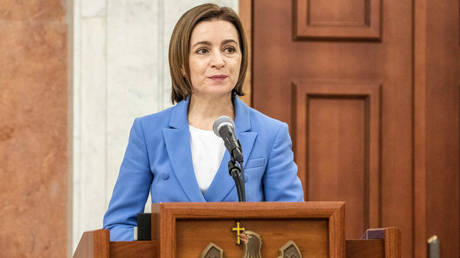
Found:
<box><xmin>208</xmin><ymin>75</ymin><xmax>228</xmax><ymax>80</ymax></box>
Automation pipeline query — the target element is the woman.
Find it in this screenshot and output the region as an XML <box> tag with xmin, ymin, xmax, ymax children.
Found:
<box><xmin>103</xmin><ymin>3</ymin><xmax>304</xmax><ymax>241</ymax></box>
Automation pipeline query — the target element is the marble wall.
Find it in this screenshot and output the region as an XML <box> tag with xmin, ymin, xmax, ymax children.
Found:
<box><xmin>0</xmin><ymin>1</ymin><xmax>68</xmax><ymax>257</ymax></box>
<box><xmin>72</xmin><ymin>0</ymin><xmax>238</xmax><ymax>252</ymax></box>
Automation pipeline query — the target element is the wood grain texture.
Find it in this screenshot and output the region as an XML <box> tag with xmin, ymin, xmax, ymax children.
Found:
<box><xmin>383</xmin><ymin>227</ymin><xmax>401</xmax><ymax>258</ymax></box>
<box><xmin>423</xmin><ymin>0</ymin><xmax>460</xmax><ymax>257</ymax></box>
<box><xmin>253</xmin><ymin>0</ymin><xmax>414</xmax><ymax>256</ymax></box>
<box><xmin>292</xmin><ymin>81</ymin><xmax>381</xmax><ymax>240</ymax></box>
<box><xmin>73</xmin><ymin>230</ymin><xmax>110</xmax><ymax>258</ymax></box>
<box><xmin>252</xmin><ymin>0</ymin><xmax>460</xmax><ymax>255</ymax></box>
<box><xmin>152</xmin><ymin>202</ymin><xmax>345</xmax><ymax>258</ymax></box>
<box><xmin>110</xmin><ymin>241</ymin><xmax>157</xmax><ymax>258</ymax></box>
<box><xmin>73</xmin><ymin>230</ymin><xmax>157</xmax><ymax>258</ymax></box>
<box><xmin>346</xmin><ymin>240</ymin><xmax>384</xmax><ymax>258</ymax></box>
<box><xmin>294</xmin><ymin>0</ymin><xmax>382</xmax><ymax>40</ymax></box>
<box><xmin>349</xmin><ymin>227</ymin><xmax>401</xmax><ymax>258</ymax></box>
<box><xmin>72</xmin><ymin>218</ymin><xmax>399</xmax><ymax>258</ymax></box>
<box><xmin>413</xmin><ymin>0</ymin><xmax>427</xmax><ymax>256</ymax></box>
<box><xmin>412</xmin><ymin>0</ymin><xmax>460</xmax><ymax>257</ymax></box>
<box><xmin>177</xmin><ymin>219</ymin><xmax>328</xmax><ymax>257</ymax></box>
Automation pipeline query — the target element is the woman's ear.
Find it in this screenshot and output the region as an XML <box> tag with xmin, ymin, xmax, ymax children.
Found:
<box><xmin>181</xmin><ymin>66</ymin><xmax>186</xmax><ymax>77</ymax></box>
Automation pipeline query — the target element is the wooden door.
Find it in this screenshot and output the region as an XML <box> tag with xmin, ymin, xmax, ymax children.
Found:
<box><xmin>250</xmin><ymin>0</ymin><xmax>460</xmax><ymax>257</ymax></box>
<box><xmin>252</xmin><ymin>0</ymin><xmax>413</xmax><ymax>256</ymax></box>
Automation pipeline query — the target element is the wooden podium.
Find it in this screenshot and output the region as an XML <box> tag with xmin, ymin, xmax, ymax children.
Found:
<box><xmin>73</xmin><ymin>202</ymin><xmax>400</xmax><ymax>258</ymax></box>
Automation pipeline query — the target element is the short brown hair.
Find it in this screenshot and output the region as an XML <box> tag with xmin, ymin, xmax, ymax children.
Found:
<box><xmin>168</xmin><ymin>4</ymin><xmax>248</xmax><ymax>104</ymax></box>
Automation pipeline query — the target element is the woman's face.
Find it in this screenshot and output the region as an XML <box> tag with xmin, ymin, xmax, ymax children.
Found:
<box><xmin>188</xmin><ymin>19</ymin><xmax>242</xmax><ymax>99</ymax></box>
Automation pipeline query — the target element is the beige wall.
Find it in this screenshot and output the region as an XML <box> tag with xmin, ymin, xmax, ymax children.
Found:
<box><xmin>72</xmin><ymin>0</ymin><xmax>238</xmax><ymax>254</ymax></box>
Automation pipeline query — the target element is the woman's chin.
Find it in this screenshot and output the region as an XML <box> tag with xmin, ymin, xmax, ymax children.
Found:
<box><xmin>193</xmin><ymin>90</ymin><xmax>233</xmax><ymax>99</ymax></box>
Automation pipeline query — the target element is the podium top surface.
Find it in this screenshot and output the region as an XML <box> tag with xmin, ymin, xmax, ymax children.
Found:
<box><xmin>152</xmin><ymin>201</ymin><xmax>345</xmax><ymax>218</ymax></box>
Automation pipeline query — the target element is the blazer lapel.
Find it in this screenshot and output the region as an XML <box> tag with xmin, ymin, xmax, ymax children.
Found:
<box><xmin>162</xmin><ymin>99</ymin><xmax>205</xmax><ymax>202</ymax></box>
<box><xmin>234</xmin><ymin>97</ymin><xmax>258</xmax><ymax>171</ymax></box>
<box><xmin>204</xmin><ymin>97</ymin><xmax>258</xmax><ymax>202</ymax></box>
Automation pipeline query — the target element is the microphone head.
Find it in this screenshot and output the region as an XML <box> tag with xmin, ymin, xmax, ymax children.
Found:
<box><xmin>213</xmin><ymin>116</ymin><xmax>235</xmax><ymax>137</ymax></box>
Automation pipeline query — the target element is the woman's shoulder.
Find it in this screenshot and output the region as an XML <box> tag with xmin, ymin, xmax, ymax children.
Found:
<box><xmin>132</xmin><ymin>105</ymin><xmax>178</xmax><ymax>131</ymax></box>
<box><xmin>245</xmin><ymin>105</ymin><xmax>288</xmax><ymax>133</ymax></box>
<box><xmin>235</xmin><ymin>97</ymin><xmax>286</xmax><ymax>130</ymax></box>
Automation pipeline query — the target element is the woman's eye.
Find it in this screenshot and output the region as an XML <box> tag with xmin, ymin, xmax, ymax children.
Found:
<box><xmin>196</xmin><ymin>48</ymin><xmax>208</xmax><ymax>54</ymax></box>
<box><xmin>224</xmin><ymin>46</ymin><xmax>236</xmax><ymax>54</ymax></box>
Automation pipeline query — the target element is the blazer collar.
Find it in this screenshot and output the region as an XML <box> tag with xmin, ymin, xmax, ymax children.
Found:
<box><xmin>163</xmin><ymin>96</ymin><xmax>257</xmax><ymax>202</ymax></box>
<box><xmin>168</xmin><ymin>96</ymin><xmax>251</xmax><ymax>131</ymax></box>
<box><xmin>168</xmin><ymin>97</ymin><xmax>190</xmax><ymax>129</ymax></box>
<box><xmin>234</xmin><ymin>96</ymin><xmax>251</xmax><ymax>133</ymax></box>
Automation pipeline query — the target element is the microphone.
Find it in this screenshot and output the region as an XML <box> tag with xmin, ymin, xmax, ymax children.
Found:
<box><xmin>213</xmin><ymin>116</ymin><xmax>243</xmax><ymax>163</ymax></box>
<box><xmin>213</xmin><ymin>115</ymin><xmax>246</xmax><ymax>202</ymax></box>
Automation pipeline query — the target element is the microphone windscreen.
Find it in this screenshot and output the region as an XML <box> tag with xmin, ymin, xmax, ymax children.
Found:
<box><xmin>213</xmin><ymin>116</ymin><xmax>235</xmax><ymax>137</ymax></box>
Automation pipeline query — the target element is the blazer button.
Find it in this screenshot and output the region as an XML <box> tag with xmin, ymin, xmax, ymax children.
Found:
<box><xmin>161</xmin><ymin>173</ymin><xmax>169</xmax><ymax>180</ymax></box>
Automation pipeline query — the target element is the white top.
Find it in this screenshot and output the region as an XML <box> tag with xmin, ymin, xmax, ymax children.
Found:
<box><xmin>189</xmin><ymin>125</ymin><xmax>226</xmax><ymax>193</ymax></box>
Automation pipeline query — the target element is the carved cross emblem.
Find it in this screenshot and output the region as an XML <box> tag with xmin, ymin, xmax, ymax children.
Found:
<box><xmin>231</xmin><ymin>221</ymin><xmax>246</xmax><ymax>245</ymax></box>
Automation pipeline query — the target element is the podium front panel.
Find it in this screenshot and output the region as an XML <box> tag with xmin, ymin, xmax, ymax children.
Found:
<box><xmin>152</xmin><ymin>202</ymin><xmax>345</xmax><ymax>258</ymax></box>
<box><xmin>176</xmin><ymin>218</ymin><xmax>328</xmax><ymax>257</ymax></box>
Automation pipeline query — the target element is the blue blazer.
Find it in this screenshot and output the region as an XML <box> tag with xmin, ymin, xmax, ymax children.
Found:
<box><xmin>103</xmin><ymin>97</ymin><xmax>304</xmax><ymax>241</ymax></box>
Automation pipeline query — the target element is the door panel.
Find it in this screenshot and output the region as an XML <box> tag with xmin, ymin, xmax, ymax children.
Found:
<box><xmin>292</xmin><ymin>81</ymin><xmax>381</xmax><ymax>239</ymax></box>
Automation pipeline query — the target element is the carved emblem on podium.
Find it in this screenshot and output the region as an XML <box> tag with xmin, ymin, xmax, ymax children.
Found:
<box><xmin>239</xmin><ymin>230</ymin><xmax>263</xmax><ymax>258</ymax></box>
<box><xmin>200</xmin><ymin>243</ymin><xmax>223</xmax><ymax>258</ymax></box>
<box><xmin>200</xmin><ymin>221</ymin><xmax>302</xmax><ymax>258</ymax></box>
<box><xmin>277</xmin><ymin>240</ymin><xmax>303</xmax><ymax>258</ymax></box>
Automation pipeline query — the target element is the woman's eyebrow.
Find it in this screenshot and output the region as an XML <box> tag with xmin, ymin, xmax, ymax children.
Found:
<box><xmin>222</xmin><ymin>39</ymin><xmax>238</xmax><ymax>45</ymax></box>
<box><xmin>191</xmin><ymin>39</ymin><xmax>238</xmax><ymax>48</ymax></box>
<box><xmin>191</xmin><ymin>41</ymin><xmax>211</xmax><ymax>48</ymax></box>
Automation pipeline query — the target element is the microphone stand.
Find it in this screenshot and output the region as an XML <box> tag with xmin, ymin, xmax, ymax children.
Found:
<box><xmin>228</xmin><ymin>156</ymin><xmax>246</xmax><ymax>202</ymax></box>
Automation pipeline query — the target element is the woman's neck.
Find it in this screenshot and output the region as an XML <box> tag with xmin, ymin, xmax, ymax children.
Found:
<box><xmin>188</xmin><ymin>93</ymin><xmax>234</xmax><ymax>130</ymax></box>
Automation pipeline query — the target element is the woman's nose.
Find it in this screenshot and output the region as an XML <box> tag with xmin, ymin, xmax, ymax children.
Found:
<box><xmin>210</xmin><ymin>50</ymin><xmax>225</xmax><ymax>68</ymax></box>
